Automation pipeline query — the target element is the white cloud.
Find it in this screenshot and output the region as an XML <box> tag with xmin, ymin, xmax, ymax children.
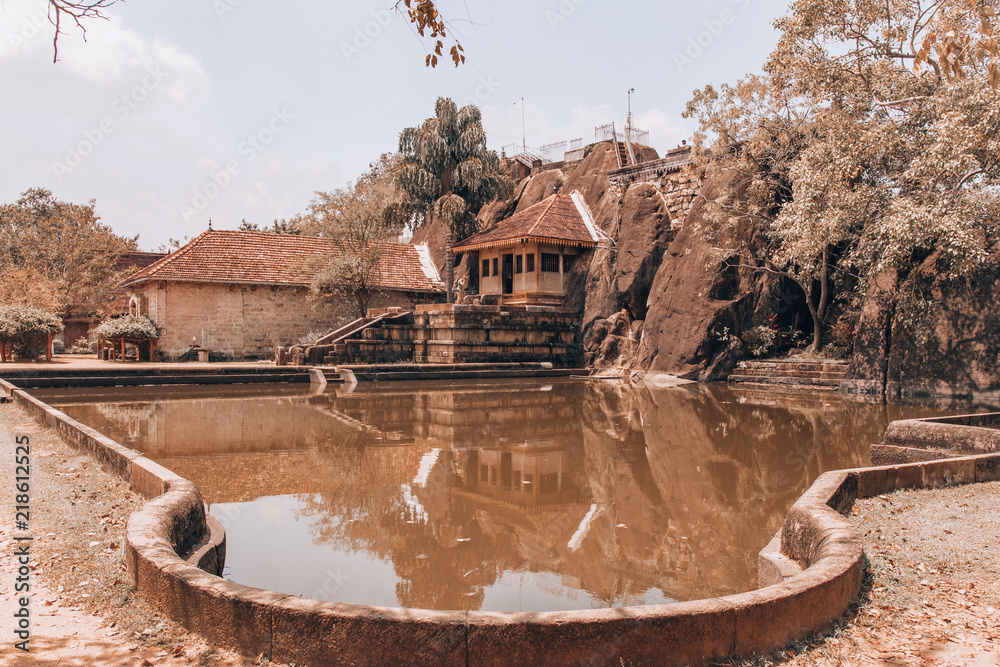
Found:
<box><xmin>1</xmin><ymin>9</ymin><xmax>209</xmax><ymax>105</ymax></box>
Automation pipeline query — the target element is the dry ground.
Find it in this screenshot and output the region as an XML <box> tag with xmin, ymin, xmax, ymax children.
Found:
<box><xmin>726</xmin><ymin>483</ymin><xmax>1000</xmax><ymax>666</ymax></box>
<box><xmin>0</xmin><ymin>400</ymin><xmax>281</xmax><ymax>666</ymax></box>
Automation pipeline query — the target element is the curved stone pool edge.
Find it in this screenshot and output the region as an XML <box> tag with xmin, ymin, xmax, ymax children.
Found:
<box><xmin>5</xmin><ymin>378</ymin><xmax>999</xmax><ymax>667</ymax></box>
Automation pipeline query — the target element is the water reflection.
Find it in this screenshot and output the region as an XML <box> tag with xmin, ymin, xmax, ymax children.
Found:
<box><xmin>32</xmin><ymin>380</ymin><xmax>988</xmax><ymax>612</ymax></box>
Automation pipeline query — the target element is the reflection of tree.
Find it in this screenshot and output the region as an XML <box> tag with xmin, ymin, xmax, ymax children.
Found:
<box><xmin>92</xmin><ymin>401</ymin><xmax>157</xmax><ymax>443</ymax></box>
<box><xmin>46</xmin><ymin>380</ymin><xmax>964</xmax><ymax>610</ymax></box>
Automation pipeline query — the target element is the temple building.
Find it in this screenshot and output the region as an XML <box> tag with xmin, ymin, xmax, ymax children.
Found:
<box><xmin>121</xmin><ymin>229</ymin><xmax>443</xmax><ymax>360</ymax></box>
<box><xmin>452</xmin><ymin>191</ymin><xmax>601</xmax><ymax>306</ymax></box>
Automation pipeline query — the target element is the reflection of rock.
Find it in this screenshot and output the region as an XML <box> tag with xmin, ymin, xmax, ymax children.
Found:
<box><xmin>43</xmin><ymin>381</ymin><xmax>962</xmax><ymax>612</ymax></box>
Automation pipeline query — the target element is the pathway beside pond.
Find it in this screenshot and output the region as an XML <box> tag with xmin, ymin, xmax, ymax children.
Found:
<box><xmin>740</xmin><ymin>482</ymin><xmax>1000</xmax><ymax>666</ymax></box>
<box><xmin>0</xmin><ymin>401</ymin><xmax>273</xmax><ymax>666</ymax></box>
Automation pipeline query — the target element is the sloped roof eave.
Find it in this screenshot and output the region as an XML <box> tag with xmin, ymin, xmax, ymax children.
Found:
<box><xmin>453</xmin><ymin>236</ymin><xmax>598</xmax><ymax>254</ymax></box>
<box><xmin>122</xmin><ymin>276</ymin><xmax>445</xmax><ymax>293</ymax></box>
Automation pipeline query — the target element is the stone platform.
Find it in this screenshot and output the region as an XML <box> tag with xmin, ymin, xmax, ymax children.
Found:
<box><xmin>297</xmin><ymin>304</ymin><xmax>583</xmax><ymax>367</ymax></box>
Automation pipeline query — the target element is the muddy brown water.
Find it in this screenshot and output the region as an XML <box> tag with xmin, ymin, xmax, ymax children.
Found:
<box><xmin>31</xmin><ymin>379</ymin><xmax>993</xmax><ymax>613</ymax></box>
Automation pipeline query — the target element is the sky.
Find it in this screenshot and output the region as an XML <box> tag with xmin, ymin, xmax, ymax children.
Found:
<box><xmin>1</xmin><ymin>0</ymin><xmax>791</xmax><ymax>250</ymax></box>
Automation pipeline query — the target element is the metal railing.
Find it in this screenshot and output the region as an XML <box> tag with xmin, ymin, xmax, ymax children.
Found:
<box><xmin>500</xmin><ymin>144</ymin><xmax>552</xmax><ymax>165</ymax></box>
<box><xmin>595</xmin><ymin>123</ymin><xmax>649</xmax><ymax>147</ymax></box>
<box><xmin>537</xmin><ymin>138</ymin><xmax>584</xmax><ymax>162</ymax></box>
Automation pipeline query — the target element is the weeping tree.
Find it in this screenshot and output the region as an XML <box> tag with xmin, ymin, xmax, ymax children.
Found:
<box><xmin>397</xmin><ymin>98</ymin><xmax>512</xmax><ymax>303</ymax></box>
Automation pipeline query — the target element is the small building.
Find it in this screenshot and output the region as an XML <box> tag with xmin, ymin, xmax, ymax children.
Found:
<box><xmin>121</xmin><ymin>230</ymin><xmax>444</xmax><ymax>360</ymax></box>
<box><xmin>452</xmin><ymin>192</ymin><xmax>600</xmax><ymax>306</ymax></box>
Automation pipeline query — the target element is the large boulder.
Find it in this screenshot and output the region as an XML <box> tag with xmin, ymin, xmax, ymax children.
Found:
<box><xmin>842</xmin><ymin>271</ymin><xmax>898</xmax><ymax>395</ymax></box>
<box><xmin>883</xmin><ymin>251</ymin><xmax>1000</xmax><ymax>397</ymax></box>
<box><xmin>613</xmin><ymin>182</ymin><xmax>674</xmax><ymax>320</ymax></box>
<box><xmin>514</xmin><ymin>169</ymin><xmax>565</xmax><ymax>212</ymax></box>
<box><xmin>634</xmin><ymin>172</ymin><xmax>777</xmax><ymax>379</ymax></box>
<box><xmin>577</xmin><ymin>181</ymin><xmax>675</xmax><ymax>368</ymax></box>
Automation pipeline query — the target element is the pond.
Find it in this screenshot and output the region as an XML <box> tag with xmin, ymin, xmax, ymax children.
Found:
<box><xmin>31</xmin><ymin>379</ymin><xmax>988</xmax><ymax>612</ymax></box>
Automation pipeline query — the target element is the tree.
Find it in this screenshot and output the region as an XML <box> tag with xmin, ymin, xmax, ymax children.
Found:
<box><xmin>46</xmin><ymin>0</ymin><xmax>465</xmax><ymax>66</ymax></box>
<box><xmin>0</xmin><ymin>305</ymin><xmax>63</xmax><ymax>361</ymax></box>
<box><xmin>305</xmin><ymin>155</ymin><xmax>409</xmax><ymax>318</ymax></box>
<box><xmin>237</xmin><ymin>218</ymin><xmax>303</xmax><ymax>235</ymax></box>
<box><xmin>397</xmin><ymin>98</ymin><xmax>512</xmax><ymax>303</ymax></box>
<box><xmin>686</xmin><ymin>0</ymin><xmax>1000</xmax><ymax>351</ymax></box>
<box><xmin>0</xmin><ymin>188</ymin><xmax>136</xmax><ymax>316</ymax></box>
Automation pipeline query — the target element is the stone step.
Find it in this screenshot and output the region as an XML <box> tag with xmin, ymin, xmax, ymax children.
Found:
<box><xmin>735</xmin><ymin>360</ymin><xmax>849</xmax><ymax>372</ymax></box>
<box><xmin>732</xmin><ymin>367</ymin><xmax>848</xmax><ymax>380</ymax></box>
<box><xmin>726</xmin><ymin>380</ymin><xmax>843</xmax><ymax>393</ymax></box>
<box><xmin>728</xmin><ymin>374</ymin><xmax>843</xmax><ymax>388</ymax></box>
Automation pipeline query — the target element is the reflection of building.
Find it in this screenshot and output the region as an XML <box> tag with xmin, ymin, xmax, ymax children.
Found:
<box><xmin>459</xmin><ymin>448</ymin><xmax>576</xmax><ymax>508</ymax></box>
<box><xmin>452</xmin><ymin>192</ymin><xmax>600</xmax><ymax>306</ymax></box>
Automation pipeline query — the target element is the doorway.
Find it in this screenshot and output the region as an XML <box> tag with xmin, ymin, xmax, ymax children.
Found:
<box><xmin>502</xmin><ymin>254</ymin><xmax>514</xmax><ymax>294</ymax></box>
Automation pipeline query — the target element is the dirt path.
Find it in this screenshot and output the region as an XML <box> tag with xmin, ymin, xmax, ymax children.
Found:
<box><xmin>0</xmin><ymin>400</ymin><xmax>267</xmax><ymax>666</ymax></box>
<box><xmin>730</xmin><ymin>483</ymin><xmax>1000</xmax><ymax>666</ymax></box>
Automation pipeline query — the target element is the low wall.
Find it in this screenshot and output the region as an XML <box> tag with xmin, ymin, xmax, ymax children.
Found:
<box><xmin>0</xmin><ymin>379</ymin><xmax>226</xmax><ymax>575</ymax></box>
<box><xmin>6</xmin><ymin>377</ymin><xmax>1000</xmax><ymax>666</ymax></box>
<box><xmin>874</xmin><ymin>411</ymin><xmax>1000</xmax><ymax>465</ymax></box>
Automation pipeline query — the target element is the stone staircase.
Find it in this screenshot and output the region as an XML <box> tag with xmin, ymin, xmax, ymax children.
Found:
<box><xmin>321</xmin><ymin>323</ymin><xmax>415</xmax><ymax>366</ymax></box>
<box><xmin>615</xmin><ymin>141</ymin><xmax>631</xmax><ymax>168</ymax></box>
<box><xmin>727</xmin><ymin>359</ymin><xmax>849</xmax><ymax>392</ymax></box>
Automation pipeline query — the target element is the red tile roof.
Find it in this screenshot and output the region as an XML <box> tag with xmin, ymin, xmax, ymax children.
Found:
<box><xmin>452</xmin><ymin>193</ymin><xmax>599</xmax><ymax>254</ymax></box>
<box><xmin>121</xmin><ymin>230</ymin><xmax>444</xmax><ymax>293</ymax></box>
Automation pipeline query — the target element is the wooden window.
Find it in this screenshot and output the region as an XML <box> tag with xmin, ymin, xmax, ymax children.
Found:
<box><xmin>515</xmin><ymin>255</ymin><xmax>523</xmax><ymax>274</ymax></box>
<box><xmin>541</xmin><ymin>253</ymin><xmax>560</xmax><ymax>273</ymax></box>
<box><xmin>482</xmin><ymin>259</ymin><xmax>489</xmax><ymax>277</ymax></box>
<box><xmin>563</xmin><ymin>254</ymin><xmax>575</xmax><ymax>272</ymax></box>
<box><xmin>526</xmin><ymin>253</ymin><xmax>535</xmax><ymax>272</ymax></box>
<box><xmin>492</xmin><ymin>257</ymin><xmax>499</xmax><ymax>276</ymax></box>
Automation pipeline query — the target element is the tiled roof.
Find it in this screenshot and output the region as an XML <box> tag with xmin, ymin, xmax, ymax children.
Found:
<box><xmin>121</xmin><ymin>230</ymin><xmax>444</xmax><ymax>293</ymax></box>
<box><xmin>453</xmin><ymin>192</ymin><xmax>600</xmax><ymax>254</ymax></box>
<box><xmin>115</xmin><ymin>251</ymin><xmax>168</xmax><ymax>272</ymax></box>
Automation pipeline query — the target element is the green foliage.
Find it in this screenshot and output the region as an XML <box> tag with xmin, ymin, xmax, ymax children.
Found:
<box><xmin>397</xmin><ymin>98</ymin><xmax>513</xmax><ymax>300</ymax></box>
<box><xmin>0</xmin><ymin>188</ymin><xmax>136</xmax><ymax>315</ymax></box>
<box><xmin>303</xmin><ymin>154</ymin><xmax>407</xmax><ymax>318</ymax></box>
<box><xmin>686</xmin><ymin>0</ymin><xmax>1000</xmax><ymax>349</ymax></box>
<box><xmin>93</xmin><ymin>315</ymin><xmax>159</xmax><ymax>342</ymax></box>
<box><xmin>238</xmin><ymin>218</ymin><xmax>303</xmax><ymax>235</ymax></box>
<box><xmin>0</xmin><ymin>304</ymin><xmax>63</xmax><ymax>359</ymax></box>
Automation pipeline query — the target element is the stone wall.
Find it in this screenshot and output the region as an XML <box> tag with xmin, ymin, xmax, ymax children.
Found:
<box><xmin>134</xmin><ymin>282</ymin><xmax>434</xmax><ymax>360</ymax></box>
<box><xmin>412</xmin><ymin>305</ymin><xmax>581</xmax><ymax>365</ymax></box>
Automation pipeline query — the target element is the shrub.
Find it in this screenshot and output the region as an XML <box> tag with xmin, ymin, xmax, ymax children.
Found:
<box><xmin>93</xmin><ymin>315</ymin><xmax>159</xmax><ymax>342</ymax></box>
<box><xmin>0</xmin><ymin>305</ymin><xmax>64</xmax><ymax>360</ymax></box>
<box><xmin>742</xmin><ymin>324</ymin><xmax>779</xmax><ymax>358</ymax></box>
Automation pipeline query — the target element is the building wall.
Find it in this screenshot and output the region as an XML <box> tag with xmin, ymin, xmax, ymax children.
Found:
<box><xmin>132</xmin><ymin>281</ymin><xmax>437</xmax><ymax>360</ymax></box>
<box><xmin>476</xmin><ymin>243</ymin><xmax>579</xmax><ymax>297</ymax></box>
